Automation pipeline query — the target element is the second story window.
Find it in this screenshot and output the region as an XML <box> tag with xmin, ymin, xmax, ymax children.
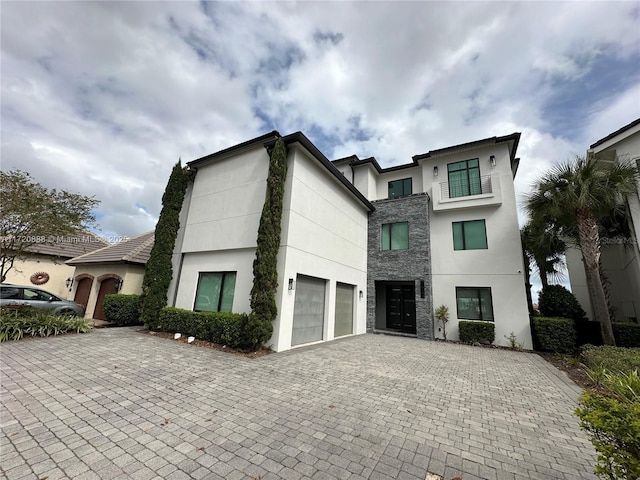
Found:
<box><xmin>452</xmin><ymin>220</ymin><xmax>488</xmax><ymax>250</ymax></box>
<box><xmin>388</xmin><ymin>178</ymin><xmax>412</xmax><ymax>198</ymax></box>
<box><xmin>448</xmin><ymin>159</ymin><xmax>480</xmax><ymax>198</ymax></box>
<box><xmin>381</xmin><ymin>222</ymin><xmax>409</xmax><ymax>251</ymax></box>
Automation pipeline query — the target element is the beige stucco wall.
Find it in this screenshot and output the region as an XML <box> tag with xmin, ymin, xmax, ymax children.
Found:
<box><xmin>4</xmin><ymin>254</ymin><xmax>76</xmax><ymax>299</ymax></box>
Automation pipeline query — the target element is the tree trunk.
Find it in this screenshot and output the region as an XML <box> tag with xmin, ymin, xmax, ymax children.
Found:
<box><xmin>577</xmin><ymin>212</ymin><xmax>615</xmax><ymax>346</ymax></box>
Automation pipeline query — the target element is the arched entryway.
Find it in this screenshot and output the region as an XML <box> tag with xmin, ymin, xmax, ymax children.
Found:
<box><xmin>93</xmin><ymin>276</ymin><xmax>121</xmax><ymax>320</ymax></box>
<box><xmin>74</xmin><ymin>276</ymin><xmax>94</xmax><ymax>311</ymax></box>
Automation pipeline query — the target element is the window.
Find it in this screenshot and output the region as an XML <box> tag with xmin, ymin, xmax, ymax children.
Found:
<box><xmin>456</xmin><ymin>287</ymin><xmax>494</xmax><ymax>321</ymax></box>
<box><xmin>194</xmin><ymin>272</ymin><xmax>236</xmax><ymax>312</ymax></box>
<box><xmin>447</xmin><ymin>159</ymin><xmax>481</xmax><ymax>198</ymax></box>
<box><xmin>388</xmin><ymin>178</ymin><xmax>412</xmax><ymax>198</ymax></box>
<box><xmin>452</xmin><ymin>220</ymin><xmax>488</xmax><ymax>250</ymax></box>
<box><xmin>381</xmin><ymin>222</ymin><xmax>409</xmax><ymax>251</ymax></box>
<box><xmin>23</xmin><ymin>288</ymin><xmax>59</xmax><ymax>301</ymax></box>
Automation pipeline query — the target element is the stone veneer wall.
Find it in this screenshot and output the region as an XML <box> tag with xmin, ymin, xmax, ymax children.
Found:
<box><xmin>367</xmin><ymin>193</ymin><xmax>433</xmax><ymax>339</ymax></box>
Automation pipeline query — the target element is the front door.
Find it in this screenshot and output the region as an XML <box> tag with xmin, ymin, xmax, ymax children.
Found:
<box><xmin>74</xmin><ymin>277</ymin><xmax>92</xmax><ymax>310</ymax></box>
<box><xmin>386</xmin><ymin>284</ymin><xmax>416</xmax><ymax>333</ymax></box>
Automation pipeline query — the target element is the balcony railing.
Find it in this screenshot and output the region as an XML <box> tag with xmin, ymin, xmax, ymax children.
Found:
<box><xmin>440</xmin><ymin>175</ymin><xmax>493</xmax><ymax>200</ymax></box>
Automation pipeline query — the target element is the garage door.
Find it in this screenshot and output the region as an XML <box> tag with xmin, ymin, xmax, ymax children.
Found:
<box><xmin>334</xmin><ymin>283</ymin><xmax>354</xmax><ymax>337</ymax></box>
<box><xmin>292</xmin><ymin>275</ymin><xmax>326</xmax><ymax>346</ymax></box>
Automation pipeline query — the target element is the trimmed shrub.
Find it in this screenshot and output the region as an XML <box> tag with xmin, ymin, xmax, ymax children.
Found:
<box><xmin>103</xmin><ymin>294</ymin><xmax>141</xmax><ymax>326</ymax></box>
<box><xmin>531</xmin><ymin>316</ymin><xmax>576</xmax><ymax>354</ymax></box>
<box><xmin>581</xmin><ymin>345</ymin><xmax>640</xmax><ymax>373</ymax></box>
<box><xmin>459</xmin><ymin>321</ymin><xmax>495</xmax><ymax>345</ymax></box>
<box><xmin>0</xmin><ymin>309</ymin><xmax>93</xmax><ymax>341</ymax></box>
<box><xmin>538</xmin><ymin>285</ymin><xmax>586</xmax><ymax>321</ymax></box>
<box><xmin>576</xmin><ymin>320</ymin><xmax>603</xmax><ymax>347</ymax></box>
<box><xmin>140</xmin><ymin>161</ymin><xmax>189</xmax><ymax>327</ymax></box>
<box><xmin>612</xmin><ymin>322</ymin><xmax>640</xmax><ymax>348</ymax></box>
<box><xmin>158</xmin><ymin>307</ymin><xmax>259</xmax><ymax>350</ymax></box>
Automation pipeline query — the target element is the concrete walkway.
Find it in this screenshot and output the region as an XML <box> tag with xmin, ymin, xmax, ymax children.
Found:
<box><xmin>1</xmin><ymin>328</ymin><xmax>597</xmax><ymax>480</ymax></box>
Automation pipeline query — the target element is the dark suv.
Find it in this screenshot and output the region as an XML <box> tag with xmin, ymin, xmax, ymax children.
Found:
<box><xmin>0</xmin><ymin>284</ymin><xmax>85</xmax><ymax>317</ymax></box>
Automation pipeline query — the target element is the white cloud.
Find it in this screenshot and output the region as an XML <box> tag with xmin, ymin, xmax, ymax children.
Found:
<box><xmin>1</xmin><ymin>0</ymin><xmax>639</xmax><ymax>243</ymax></box>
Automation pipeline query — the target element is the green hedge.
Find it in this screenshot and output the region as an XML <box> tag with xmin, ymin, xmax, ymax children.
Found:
<box><xmin>575</xmin><ymin>320</ymin><xmax>603</xmax><ymax>347</ymax></box>
<box><xmin>158</xmin><ymin>307</ymin><xmax>264</xmax><ymax>350</ymax></box>
<box><xmin>531</xmin><ymin>317</ymin><xmax>576</xmax><ymax>354</ymax></box>
<box><xmin>104</xmin><ymin>294</ymin><xmax>141</xmax><ymax>326</ymax></box>
<box><xmin>612</xmin><ymin>322</ymin><xmax>640</xmax><ymax>348</ymax></box>
<box><xmin>0</xmin><ymin>308</ymin><xmax>93</xmax><ymax>341</ymax></box>
<box><xmin>459</xmin><ymin>321</ymin><xmax>495</xmax><ymax>345</ymax></box>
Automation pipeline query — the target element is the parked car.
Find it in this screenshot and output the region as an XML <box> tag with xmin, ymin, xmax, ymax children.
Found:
<box><xmin>0</xmin><ymin>283</ymin><xmax>85</xmax><ymax>317</ymax></box>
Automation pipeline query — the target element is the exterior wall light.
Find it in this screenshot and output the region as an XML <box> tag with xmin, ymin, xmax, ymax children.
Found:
<box><xmin>288</xmin><ymin>278</ymin><xmax>295</xmax><ymax>291</ymax></box>
<box><xmin>433</xmin><ymin>166</ymin><xmax>438</xmax><ymax>177</ymax></box>
<box><xmin>359</xmin><ymin>290</ymin><xmax>364</xmax><ymax>299</ymax></box>
<box><xmin>115</xmin><ymin>279</ymin><xmax>123</xmax><ymax>292</ymax></box>
<box><xmin>65</xmin><ymin>277</ymin><xmax>74</xmax><ymax>291</ymax></box>
<box><xmin>490</xmin><ymin>155</ymin><xmax>496</xmax><ymax>167</ymax></box>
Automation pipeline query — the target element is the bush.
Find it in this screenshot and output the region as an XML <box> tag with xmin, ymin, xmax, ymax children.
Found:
<box><xmin>612</xmin><ymin>322</ymin><xmax>640</xmax><ymax>348</ymax></box>
<box><xmin>538</xmin><ymin>285</ymin><xmax>586</xmax><ymax>321</ymax></box>
<box><xmin>158</xmin><ymin>307</ymin><xmax>266</xmax><ymax>351</ymax></box>
<box><xmin>459</xmin><ymin>321</ymin><xmax>495</xmax><ymax>345</ymax></box>
<box><xmin>531</xmin><ymin>317</ymin><xmax>576</xmax><ymax>354</ymax></box>
<box><xmin>104</xmin><ymin>294</ymin><xmax>141</xmax><ymax>326</ymax></box>
<box><xmin>581</xmin><ymin>345</ymin><xmax>640</xmax><ymax>373</ymax></box>
<box><xmin>0</xmin><ymin>309</ymin><xmax>93</xmax><ymax>341</ymax></box>
<box><xmin>576</xmin><ymin>376</ymin><xmax>640</xmax><ymax>479</ymax></box>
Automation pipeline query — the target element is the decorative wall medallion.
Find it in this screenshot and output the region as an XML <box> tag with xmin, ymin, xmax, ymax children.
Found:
<box><xmin>30</xmin><ymin>271</ymin><xmax>50</xmax><ymax>285</ymax></box>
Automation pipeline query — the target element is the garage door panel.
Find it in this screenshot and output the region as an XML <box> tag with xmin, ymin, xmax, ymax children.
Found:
<box><xmin>334</xmin><ymin>283</ymin><xmax>354</xmax><ymax>337</ymax></box>
<box><xmin>292</xmin><ymin>275</ymin><xmax>326</xmax><ymax>346</ymax></box>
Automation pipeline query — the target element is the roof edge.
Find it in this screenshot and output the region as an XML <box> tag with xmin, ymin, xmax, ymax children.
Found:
<box><xmin>589</xmin><ymin>118</ymin><xmax>640</xmax><ymax>149</ymax></box>
<box><xmin>188</xmin><ymin>131</ymin><xmax>281</xmax><ymax>167</ymax></box>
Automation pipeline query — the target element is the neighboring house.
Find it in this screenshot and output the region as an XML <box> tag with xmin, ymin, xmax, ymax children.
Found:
<box><xmin>3</xmin><ymin>232</ymin><xmax>108</xmax><ymax>299</ymax></box>
<box><xmin>168</xmin><ymin>130</ymin><xmax>532</xmax><ymax>352</ymax></box>
<box><xmin>66</xmin><ymin>231</ymin><xmax>154</xmax><ymax>320</ymax></box>
<box><xmin>566</xmin><ymin>118</ymin><xmax>640</xmax><ymax>323</ymax></box>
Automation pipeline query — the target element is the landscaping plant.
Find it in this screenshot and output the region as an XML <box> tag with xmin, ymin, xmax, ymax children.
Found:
<box><xmin>0</xmin><ymin>307</ymin><xmax>93</xmax><ymax>341</ymax></box>
<box><xmin>104</xmin><ymin>294</ymin><xmax>141</xmax><ymax>326</ymax></box>
<box><xmin>434</xmin><ymin>305</ymin><xmax>449</xmax><ymax>341</ymax></box>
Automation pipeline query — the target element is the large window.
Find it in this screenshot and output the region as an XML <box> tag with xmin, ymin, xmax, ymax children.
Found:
<box><xmin>456</xmin><ymin>287</ymin><xmax>494</xmax><ymax>321</ymax></box>
<box><xmin>194</xmin><ymin>272</ymin><xmax>236</xmax><ymax>312</ymax></box>
<box><xmin>452</xmin><ymin>220</ymin><xmax>488</xmax><ymax>250</ymax></box>
<box><xmin>381</xmin><ymin>222</ymin><xmax>409</xmax><ymax>251</ymax></box>
<box><xmin>388</xmin><ymin>178</ymin><xmax>412</xmax><ymax>198</ymax></box>
<box><xmin>447</xmin><ymin>159</ymin><xmax>480</xmax><ymax>198</ymax></box>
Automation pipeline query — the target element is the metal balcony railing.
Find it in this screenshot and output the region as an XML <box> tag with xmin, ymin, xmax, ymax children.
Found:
<box><xmin>440</xmin><ymin>175</ymin><xmax>493</xmax><ymax>200</ymax></box>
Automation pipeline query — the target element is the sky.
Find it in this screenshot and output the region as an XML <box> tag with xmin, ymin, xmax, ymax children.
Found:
<box><xmin>2</xmin><ymin>1</ymin><xmax>640</xmax><ymax>297</ymax></box>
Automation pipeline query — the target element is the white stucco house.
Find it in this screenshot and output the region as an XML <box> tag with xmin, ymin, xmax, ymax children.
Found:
<box><xmin>168</xmin><ymin>130</ymin><xmax>532</xmax><ymax>351</ymax></box>
<box><xmin>566</xmin><ymin>118</ymin><xmax>640</xmax><ymax>323</ymax></box>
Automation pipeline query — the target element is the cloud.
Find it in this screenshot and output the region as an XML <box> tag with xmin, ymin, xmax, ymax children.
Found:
<box><xmin>1</xmin><ymin>0</ymin><xmax>639</xmax><ymax>243</ymax></box>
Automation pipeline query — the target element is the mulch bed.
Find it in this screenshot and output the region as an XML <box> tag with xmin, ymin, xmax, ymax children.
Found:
<box><xmin>538</xmin><ymin>352</ymin><xmax>594</xmax><ymax>391</ymax></box>
<box><xmin>145</xmin><ymin>330</ymin><xmax>274</xmax><ymax>359</ymax></box>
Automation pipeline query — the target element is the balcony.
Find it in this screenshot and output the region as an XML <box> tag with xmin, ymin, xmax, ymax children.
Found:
<box><xmin>432</xmin><ymin>174</ymin><xmax>502</xmax><ymax>211</ymax></box>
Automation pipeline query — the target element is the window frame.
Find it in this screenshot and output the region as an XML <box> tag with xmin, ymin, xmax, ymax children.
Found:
<box><xmin>452</xmin><ymin>219</ymin><xmax>488</xmax><ymax>250</ymax></box>
<box><xmin>388</xmin><ymin>178</ymin><xmax>413</xmax><ymax>198</ymax></box>
<box><xmin>193</xmin><ymin>271</ymin><xmax>237</xmax><ymax>313</ymax></box>
<box><xmin>447</xmin><ymin>158</ymin><xmax>481</xmax><ymax>198</ymax></box>
<box><xmin>381</xmin><ymin>222</ymin><xmax>409</xmax><ymax>251</ymax></box>
<box><xmin>456</xmin><ymin>287</ymin><xmax>494</xmax><ymax>322</ymax></box>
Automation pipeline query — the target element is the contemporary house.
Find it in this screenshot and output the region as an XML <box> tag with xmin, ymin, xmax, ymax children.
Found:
<box><xmin>566</xmin><ymin>118</ymin><xmax>640</xmax><ymax>323</ymax></box>
<box><xmin>66</xmin><ymin>231</ymin><xmax>154</xmax><ymax>320</ymax></box>
<box><xmin>168</xmin><ymin>131</ymin><xmax>532</xmax><ymax>351</ymax></box>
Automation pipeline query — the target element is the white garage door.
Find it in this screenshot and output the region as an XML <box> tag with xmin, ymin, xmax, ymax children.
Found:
<box><xmin>334</xmin><ymin>283</ymin><xmax>354</xmax><ymax>337</ymax></box>
<box><xmin>292</xmin><ymin>275</ymin><xmax>326</xmax><ymax>346</ymax></box>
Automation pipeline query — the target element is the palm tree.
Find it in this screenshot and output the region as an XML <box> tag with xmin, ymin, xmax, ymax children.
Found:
<box><xmin>521</xmin><ymin>219</ymin><xmax>566</xmax><ymax>290</ymax></box>
<box><xmin>525</xmin><ymin>155</ymin><xmax>639</xmax><ymax>345</ymax></box>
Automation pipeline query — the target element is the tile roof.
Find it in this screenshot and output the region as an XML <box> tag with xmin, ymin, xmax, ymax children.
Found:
<box><xmin>25</xmin><ymin>231</ymin><xmax>110</xmax><ymax>259</ymax></box>
<box><xmin>66</xmin><ymin>231</ymin><xmax>155</xmax><ymax>266</ymax></box>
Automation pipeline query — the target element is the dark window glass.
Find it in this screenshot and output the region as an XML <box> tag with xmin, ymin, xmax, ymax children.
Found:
<box><xmin>194</xmin><ymin>272</ymin><xmax>236</xmax><ymax>312</ymax></box>
<box><xmin>452</xmin><ymin>220</ymin><xmax>488</xmax><ymax>250</ymax></box>
<box><xmin>0</xmin><ymin>287</ymin><xmax>21</xmax><ymax>299</ymax></box>
<box><xmin>456</xmin><ymin>287</ymin><xmax>494</xmax><ymax>321</ymax></box>
<box><xmin>388</xmin><ymin>178</ymin><xmax>412</xmax><ymax>198</ymax></box>
<box><xmin>447</xmin><ymin>159</ymin><xmax>480</xmax><ymax>198</ymax></box>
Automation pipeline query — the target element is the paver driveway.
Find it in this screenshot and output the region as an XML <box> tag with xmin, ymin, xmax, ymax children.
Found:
<box><xmin>1</xmin><ymin>328</ymin><xmax>597</xmax><ymax>480</ymax></box>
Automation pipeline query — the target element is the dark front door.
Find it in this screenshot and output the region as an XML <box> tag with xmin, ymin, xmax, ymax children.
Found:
<box><xmin>74</xmin><ymin>278</ymin><xmax>92</xmax><ymax>310</ymax></box>
<box><xmin>386</xmin><ymin>284</ymin><xmax>416</xmax><ymax>333</ymax></box>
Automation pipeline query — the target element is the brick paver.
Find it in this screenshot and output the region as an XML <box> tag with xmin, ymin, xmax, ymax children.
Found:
<box><xmin>0</xmin><ymin>328</ymin><xmax>597</xmax><ymax>479</ymax></box>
